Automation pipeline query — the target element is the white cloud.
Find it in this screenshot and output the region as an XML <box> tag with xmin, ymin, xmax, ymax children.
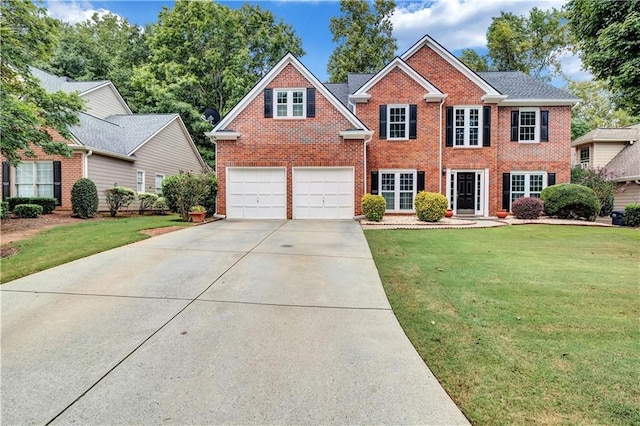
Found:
<box><xmin>45</xmin><ymin>0</ymin><xmax>115</xmax><ymax>24</ymax></box>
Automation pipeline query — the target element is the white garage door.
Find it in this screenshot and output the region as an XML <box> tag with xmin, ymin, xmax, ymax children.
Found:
<box><xmin>227</xmin><ymin>168</ymin><xmax>286</xmax><ymax>219</ymax></box>
<box><xmin>293</xmin><ymin>168</ymin><xmax>354</xmax><ymax>219</ymax></box>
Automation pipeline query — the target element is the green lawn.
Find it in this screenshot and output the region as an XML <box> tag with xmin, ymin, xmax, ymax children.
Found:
<box><xmin>365</xmin><ymin>225</ymin><xmax>639</xmax><ymax>425</ymax></box>
<box><xmin>1</xmin><ymin>214</ymin><xmax>190</xmax><ymax>283</ymax></box>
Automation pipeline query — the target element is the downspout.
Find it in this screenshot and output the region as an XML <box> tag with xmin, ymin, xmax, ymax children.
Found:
<box><xmin>438</xmin><ymin>97</ymin><xmax>444</xmax><ymax>194</ymax></box>
<box><xmin>84</xmin><ymin>150</ymin><xmax>93</xmax><ymax>178</ymax></box>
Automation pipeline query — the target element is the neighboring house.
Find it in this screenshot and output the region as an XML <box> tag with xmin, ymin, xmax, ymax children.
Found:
<box><xmin>1</xmin><ymin>68</ymin><xmax>208</xmax><ymax>211</ymax></box>
<box><xmin>208</xmin><ymin>34</ymin><xmax>578</xmax><ymax>219</ymax></box>
<box><xmin>572</xmin><ymin>124</ymin><xmax>640</xmax><ymax>210</ymax></box>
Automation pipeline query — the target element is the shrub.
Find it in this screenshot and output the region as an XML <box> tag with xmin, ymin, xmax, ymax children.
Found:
<box><xmin>414</xmin><ymin>191</ymin><xmax>448</xmax><ymax>222</ymax></box>
<box><xmin>152</xmin><ymin>197</ymin><xmax>168</xmax><ymax>215</ymax></box>
<box><xmin>571</xmin><ymin>167</ymin><xmax>616</xmax><ymax>216</ymax></box>
<box><xmin>511</xmin><ymin>197</ymin><xmax>544</xmax><ymax>219</ymax></box>
<box><xmin>138</xmin><ymin>193</ymin><xmax>159</xmax><ymax>214</ymax></box>
<box><xmin>104</xmin><ymin>186</ymin><xmax>136</xmax><ymax>217</ymax></box>
<box><xmin>201</xmin><ymin>173</ymin><xmax>218</xmax><ymax>217</ymax></box>
<box><xmin>71</xmin><ymin>178</ymin><xmax>99</xmax><ymax>219</ymax></box>
<box><xmin>623</xmin><ymin>203</ymin><xmax>640</xmax><ymax>227</ymax></box>
<box><xmin>361</xmin><ymin>194</ymin><xmax>386</xmax><ymax>221</ymax></box>
<box><xmin>1</xmin><ymin>201</ymin><xmax>8</xmax><ymax>219</ymax></box>
<box><xmin>162</xmin><ymin>172</ymin><xmax>213</xmax><ymax>222</ymax></box>
<box><xmin>541</xmin><ymin>184</ymin><xmax>601</xmax><ymax>221</ymax></box>
<box><xmin>14</xmin><ymin>204</ymin><xmax>43</xmax><ymax>218</ymax></box>
<box><xmin>7</xmin><ymin>197</ymin><xmax>57</xmax><ymax>214</ymax></box>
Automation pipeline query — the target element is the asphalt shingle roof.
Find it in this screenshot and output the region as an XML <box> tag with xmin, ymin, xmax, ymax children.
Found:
<box><xmin>572</xmin><ymin>126</ymin><xmax>639</xmax><ymax>146</ymax></box>
<box><xmin>31</xmin><ymin>67</ymin><xmax>107</xmax><ymax>95</ymax></box>
<box><xmin>477</xmin><ymin>71</ymin><xmax>578</xmax><ymax>100</ymax></box>
<box><xmin>324</xmin><ymin>83</ymin><xmax>350</xmax><ymax>107</ymax></box>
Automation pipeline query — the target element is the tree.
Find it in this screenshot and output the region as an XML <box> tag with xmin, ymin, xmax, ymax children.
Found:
<box><xmin>568</xmin><ymin>80</ymin><xmax>638</xmax><ymax>139</ymax></box>
<box><xmin>461</xmin><ymin>8</ymin><xmax>567</xmax><ymax>81</ymax></box>
<box><xmin>0</xmin><ymin>0</ymin><xmax>84</xmax><ymax>165</ymax></box>
<box><xmin>327</xmin><ymin>0</ymin><xmax>397</xmax><ymax>83</ymax></box>
<box><xmin>565</xmin><ymin>0</ymin><xmax>640</xmax><ymax>115</ymax></box>
<box><xmin>127</xmin><ymin>0</ymin><xmax>304</xmax><ymax>165</ymax></box>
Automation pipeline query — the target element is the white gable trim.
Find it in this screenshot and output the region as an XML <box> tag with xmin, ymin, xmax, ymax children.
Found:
<box><xmin>401</xmin><ymin>35</ymin><xmax>501</xmax><ymax>97</ymax></box>
<box><xmin>80</xmin><ymin>82</ymin><xmax>133</xmax><ymax>114</ymax></box>
<box><xmin>212</xmin><ymin>53</ymin><xmax>369</xmax><ymax>132</ymax></box>
<box><xmin>352</xmin><ymin>57</ymin><xmax>444</xmax><ymax>101</ymax></box>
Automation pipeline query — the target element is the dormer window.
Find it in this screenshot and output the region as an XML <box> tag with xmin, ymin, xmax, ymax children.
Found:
<box><xmin>275</xmin><ymin>89</ymin><xmax>305</xmax><ymax>118</ymax></box>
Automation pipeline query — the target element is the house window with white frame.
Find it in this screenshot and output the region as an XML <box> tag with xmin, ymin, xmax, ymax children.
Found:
<box><xmin>519</xmin><ymin>109</ymin><xmax>539</xmax><ymax>142</ymax></box>
<box><xmin>380</xmin><ymin>170</ymin><xmax>415</xmax><ymax>211</ymax></box>
<box><xmin>15</xmin><ymin>162</ymin><xmax>54</xmax><ymax>198</ymax></box>
<box><xmin>275</xmin><ymin>89</ymin><xmax>305</xmax><ymax>118</ymax></box>
<box><xmin>388</xmin><ymin>105</ymin><xmax>408</xmax><ymax>139</ymax></box>
<box><xmin>155</xmin><ymin>174</ymin><xmax>164</xmax><ymax>194</ymax></box>
<box><xmin>136</xmin><ymin>170</ymin><xmax>145</xmax><ymax>193</ymax></box>
<box><xmin>454</xmin><ymin>107</ymin><xmax>481</xmax><ymax>147</ymax></box>
<box><xmin>579</xmin><ymin>147</ymin><xmax>589</xmax><ymax>167</ymax></box>
<box><xmin>511</xmin><ymin>172</ymin><xmax>546</xmax><ymax>204</ymax></box>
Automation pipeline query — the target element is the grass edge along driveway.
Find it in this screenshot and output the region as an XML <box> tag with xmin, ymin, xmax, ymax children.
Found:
<box><xmin>365</xmin><ymin>225</ymin><xmax>639</xmax><ymax>425</ymax></box>
<box><xmin>1</xmin><ymin>215</ymin><xmax>190</xmax><ymax>283</ymax></box>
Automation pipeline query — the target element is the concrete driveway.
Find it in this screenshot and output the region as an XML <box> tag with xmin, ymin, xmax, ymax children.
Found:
<box><xmin>1</xmin><ymin>220</ymin><xmax>469</xmax><ymax>425</ymax></box>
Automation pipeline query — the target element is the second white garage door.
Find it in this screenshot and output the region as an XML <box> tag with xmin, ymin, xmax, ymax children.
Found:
<box><xmin>293</xmin><ymin>168</ymin><xmax>354</xmax><ymax>219</ymax></box>
<box><xmin>227</xmin><ymin>167</ymin><xmax>286</xmax><ymax>219</ymax></box>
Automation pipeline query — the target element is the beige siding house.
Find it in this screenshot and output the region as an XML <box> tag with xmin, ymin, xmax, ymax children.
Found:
<box><xmin>2</xmin><ymin>68</ymin><xmax>207</xmax><ymax>211</ymax></box>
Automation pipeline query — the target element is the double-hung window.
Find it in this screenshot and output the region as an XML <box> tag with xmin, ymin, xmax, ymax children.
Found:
<box><xmin>454</xmin><ymin>107</ymin><xmax>481</xmax><ymax>147</ymax></box>
<box><xmin>155</xmin><ymin>174</ymin><xmax>164</xmax><ymax>194</ymax></box>
<box><xmin>388</xmin><ymin>105</ymin><xmax>408</xmax><ymax>140</ymax></box>
<box><xmin>380</xmin><ymin>170</ymin><xmax>415</xmax><ymax>211</ymax></box>
<box><xmin>519</xmin><ymin>109</ymin><xmax>539</xmax><ymax>142</ymax></box>
<box><xmin>511</xmin><ymin>172</ymin><xmax>546</xmax><ymax>204</ymax></box>
<box><xmin>15</xmin><ymin>162</ymin><xmax>54</xmax><ymax>198</ymax></box>
<box><xmin>275</xmin><ymin>89</ymin><xmax>305</xmax><ymax>118</ymax></box>
<box><xmin>136</xmin><ymin>170</ymin><xmax>145</xmax><ymax>193</ymax></box>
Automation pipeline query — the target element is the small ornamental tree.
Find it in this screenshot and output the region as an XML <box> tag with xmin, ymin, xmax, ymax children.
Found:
<box><xmin>162</xmin><ymin>172</ymin><xmax>213</xmax><ymax>222</ymax></box>
<box><xmin>361</xmin><ymin>194</ymin><xmax>386</xmax><ymax>221</ymax></box>
<box><xmin>104</xmin><ymin>186</ymin><xmax>136</xmax><ymax>217</ymax></box>
<box><xmin>71</xmin><ymin>178</ymin><xmax>99</xmax><ymax>219</ymax></box>
<box><xmin>571</xmin><ymin>167</ymin><xmax>616</xmax><ymax>216</ymax></box>
<box><xmin>414</xmin><ymin>191</ymin><xmax>448</xmax><ymax>222</ymax></box>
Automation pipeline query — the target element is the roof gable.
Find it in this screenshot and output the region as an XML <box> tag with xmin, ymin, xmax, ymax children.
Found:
<box><xmin>211</xmin><ymin>53</ymin><xmax>368</xmax><ymax>133</ymax></box>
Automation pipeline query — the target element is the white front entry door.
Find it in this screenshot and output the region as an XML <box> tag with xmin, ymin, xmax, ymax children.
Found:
<box><xmin>227</xmin><ymin>167</ymin><xmax>286</xmax><ymax>219</ymax></box>
<box><xmin>293</xmin><ymin>168</ymin><xmax>354</xmax><ymax>219</ymax></box>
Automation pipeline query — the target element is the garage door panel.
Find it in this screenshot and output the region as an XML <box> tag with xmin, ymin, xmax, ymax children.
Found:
<box><xmin>227</xmin><ymin>168</ymin><xmax>286</xmax><ymax>219</ymax></box>
<box><xmin>293</xmin><ymin>168</ymin><xmax>354</xmax><ymax>220</ymax></box>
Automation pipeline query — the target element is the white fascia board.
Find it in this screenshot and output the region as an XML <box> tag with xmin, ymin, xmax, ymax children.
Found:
<box><xmin>401</xmin><ymin>35</ymin><xmax>501</xmax><ymax>97</ymax></box>
<box><xmin>482</xmin><ymin>94</ymin><xmax>509</xmax><ymax>103</ymax></box>
<box><xmin>213</xmin><ymin>53</ymin><xmax>369</xmax><ymax>132</ymax></box>
<box><xmin>80</xmin><ymin>82</ymin><xmax>133</xmax><ymax>114</ymax></box>
<box><xmin>339</xmin><ymin>130</ymin><xmax>374</xmax><ymax>141</ymax></box>
<box><xmin>349</xmin><ymin>93</ymin><xmax>371</xmax><ymax>103</ymax></box>
<box><xmin>500</xmin><ymin>99</ymin><xmax>579</xmax><ymax>106</ymax></box>
<box><xmin>424</xmin><ymin>93</ymin><xmax>447</xmax><ymax>102</ymax></box>
<box><xmin>206</xmin><ymin>131</ymin><xmax>241</xmax><ymax>141</ymax></box>
<box><xmin>353</xmin><ymin>57</ymin><xmax>443</xmax><ymax>97</ymax></box>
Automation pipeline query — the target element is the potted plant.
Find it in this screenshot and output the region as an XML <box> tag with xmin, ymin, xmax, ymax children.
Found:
<box><xmin>445</xmin><ymin>208</ymin><xmax>454</xmax><ymax>218</ymax></box>
<box><xmin>189</xmin><ymin>205</ymin><xmax>206</xmax><ymax>223</ymax></box>
<box><xmin>496</xmin><ymin>209</ymin><xmax>508</xmax><ymax>219</ymax></box>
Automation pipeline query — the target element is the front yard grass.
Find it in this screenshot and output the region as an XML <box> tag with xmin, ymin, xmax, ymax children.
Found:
<box><xmin>365</xmin><ymin>225</ymin><xmax>639</xmax><ymax>425</ymax></box>
<box><xmin>1</xmin><ymin>214</ymin><xmax>190</xmax><ymax>283</ymax></box>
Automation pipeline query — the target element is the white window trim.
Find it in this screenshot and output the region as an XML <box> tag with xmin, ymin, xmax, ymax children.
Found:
<box><xmin>518</xmin><ymin>108</ymin><xmax>540</xmax><ymax>143</ymax></box>
<box><xmin>155</xmin><ymin>174</ymin><xmax>165</xmax><ymax>194</ymax></box>
<box><xmin>136</xmin><ymin>170</ymin><xmax>145</xmax><ymax>193</ymax></box>
<box><xmin>379</xmin><ymin>169</ymin><xmax>417</xmax><ymax>212</ymax></box>
<box><xmin>387</xmin><ymin>104</ymin><xmax>409</xmax><ymax>141</ymax></box>
<box><xmin>579</xmin><ymin>147</ymin><xmax>590</xmax><ymax>166</ymax></box>
<box><xmin>510</xmin><ymin>171</ymin><xmax>547</xmax><ymax>207</ymax></box>
<box><xmin>274</xmin><ymin>88</ymin><xmax>306</xmax><ymax>119</ymax></box>
<box><xmin>13</xmin><ymin>161</ymin><xmax>54</xmax><ymax>198</ymax></box>
<box><xmin>453</xmin><ymin>106</ymin><xmax>483</xmax><ymax>148</ymax></box>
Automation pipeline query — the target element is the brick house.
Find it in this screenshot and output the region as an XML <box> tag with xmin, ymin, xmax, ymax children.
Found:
<box><xmin>209</xmin><ymin>34</ymin><xmax>578</xmax><ymax>219</ymax></box>
<box><xmin>2</xmin><ymin>69</ymin><xmax>207</xmax><ymax>211</ymax></box>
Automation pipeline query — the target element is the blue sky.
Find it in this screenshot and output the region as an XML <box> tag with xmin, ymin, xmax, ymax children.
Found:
<box><xmin>44</xmin><ymin>0</ymin><xmax>590</xmax><ymax>86</ymax></box>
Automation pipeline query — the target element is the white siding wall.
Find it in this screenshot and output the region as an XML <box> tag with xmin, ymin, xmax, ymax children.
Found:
<box><xmin>593</xmin><ymin>142</ymin><xmax>627</xmax><ymax>169</ymax></box>
<box><xmin>614</xmin><ymin>182</ymin><xmax>640</xmax><ymax>210</ymax></box>
<box><xmin>82</xmin><ymin>85</ymin><xmax>130</xmax><ymax>119</ymax></box>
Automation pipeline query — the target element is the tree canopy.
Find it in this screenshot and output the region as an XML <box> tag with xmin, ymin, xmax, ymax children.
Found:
<box><xmin>565</xmin><ymin>0</ymin><xmax>640</xmax><ymax>115</ymax></box>
<box><xmin>1</xmin><ymin>0</ymin><xmax>84</xmax><ymax>165</ymax></box>
<box><xmin>327</xmin><ymin>0</ymin><xmax>397</xmax><ymax>83</ymax></box>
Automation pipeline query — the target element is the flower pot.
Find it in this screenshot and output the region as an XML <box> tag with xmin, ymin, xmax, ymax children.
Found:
<box><xmin>496</xmin><ymin>210</ymin><xmax>508</xmax><ymax>219</ymax></box>
<box><xmin>189</xmin><ymin>212</ymin><xmax>206</xmax><ymax>223</ymax></box>
<box><xmin>445</xmin><ymin>209</ymin><xmax>454</xmax><ymax>218</ymax></box>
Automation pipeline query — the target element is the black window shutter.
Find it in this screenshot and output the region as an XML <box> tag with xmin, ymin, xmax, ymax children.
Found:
<box><xmin>417</xmin><ymin>171</ymin><xmax>425</xmax><ymax>192</ymax></box>
<box><xmin>379</xmin><ymin>105</ymin><xmax>387</xmax><ymax>139</ymax></box>
<box><xmin>483</xmin><ymin>106</ymin><xmax>491</xmax><ymax>147</ymax></box>
<box><xmin>547</xmin><ymin>172</ymin><xmax>556</xmax><ymax>186</ymax></box>
<box><xmin>53</xmin><ymin>161</ymin><xmax>62</xmax><ymax>206</ymax></box>
<box><xmin>502</xmin><ymin>173</ymin><xmax>511</xmax><ymax>211</ymax></box>
<box><xmin>540</xmin><ymin>110</ymin><xmax>549</xmax><ymax>142</ymax></box>
<box><xmin>511</xmin><ymin>111</ymin><xmax>519</xmax><ymax>141</ymax></box>
<box><xmin>409</xmin><ymin>104</ymin><xmax>417</xmax><ymax>139</ymax></box>
<box><xmin>2</xmin><ymin>161</ymin><xmax>10</xmax><ymax>201</ymax></box>
<box><xmin>445</xmin><ymin>106</ymin><xmax>453</xmax><ymax>147</ymax></box>
<box><xmin>370</xmin><ymin>171</ymin><xmax>379</xmax><ymax>194</ymax></box>
<box><xmin>306</xmin><ymin>88</ymin><xmax>315</xmax><ymax>118</ymax></box>
<box><xmin>264</xmin><ymin>88</ymin><xmax>273</xmax><ymax>118</ymax></box>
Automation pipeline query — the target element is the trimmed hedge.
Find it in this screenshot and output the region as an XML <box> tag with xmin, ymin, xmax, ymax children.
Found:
<box><xmin>138</xmin><ymin>193</ymin><xmax>159</xmax><ymax>214</ymax></box>
<box><xmin>1</xmin><ymin>201</ymin><xmax>8</xmax><ymax>219</ymax></box>
<box><xmin>71</xmin><ymin>178</ymin><xmax>99</xmax><ymax>219</ymax></box>
<box><xmin>541</xmin><ymin>184</ymin><xmax>600</xmax><ymax>221</ymax></box>
<box><xmin>415</xmin><ymin>191</ymin><xmax>448</xmax><ymax>222</ymax></box>
<box><xmin>511</xmin><ymin>197</ymin><xmax>544</xmax><ymax>219</ymax></box>
<box><xmin>152</xmin><ymin>197</ymin><xmax>169</xmax><ymax>215</ymax></box>
<box><xmin>6</xmin><ymin>197</ymin><xmax>57</xmax><ymax>214</ymax></box>
<box><xmin>104</xmin><ymin>186</ymin><xmax>136</xmax><ymax>217</ymax></box>
<box><xmin>361</xmin><ymin>194</ymin><xmax>386</xmax><ymax>221</ymax></box>
<box><xmin>14</xmin><ymin>204</ymin><xmax>43</xmax><ymax>218</ymax></box>
<box><xmin>623</xmin><ymin>203</ymin><xmax>640</xmax><ymax>227</ymax></box>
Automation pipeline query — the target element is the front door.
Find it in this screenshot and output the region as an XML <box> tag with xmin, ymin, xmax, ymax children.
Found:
<box><xmin>456</xmin><ymin>172</ymin><xmax>475</xmax><ymax>212</ymax></box>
